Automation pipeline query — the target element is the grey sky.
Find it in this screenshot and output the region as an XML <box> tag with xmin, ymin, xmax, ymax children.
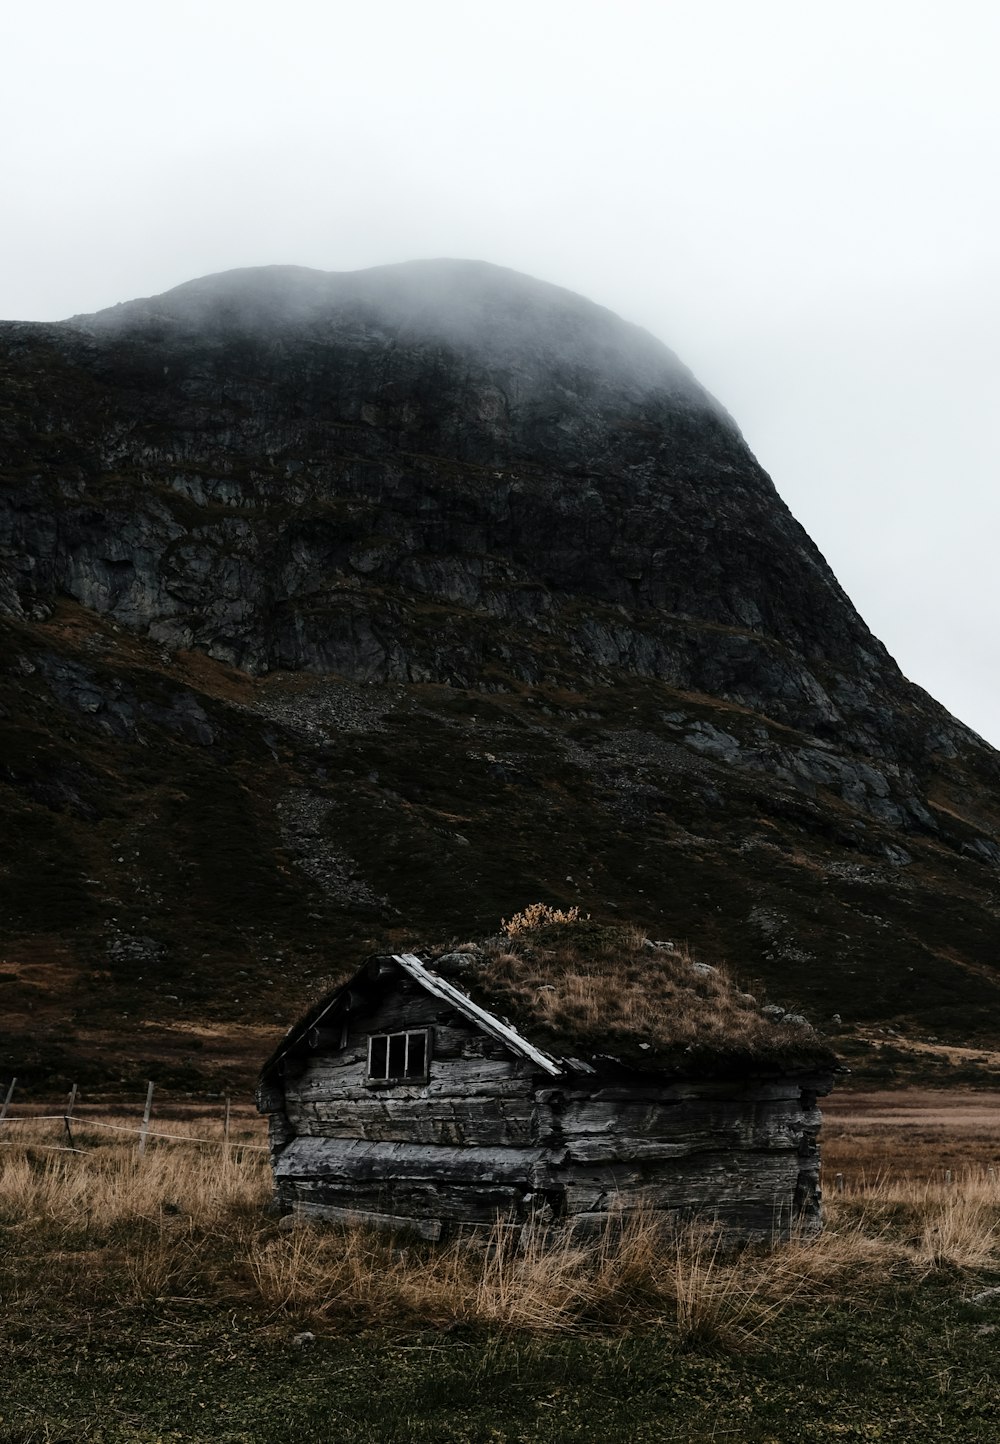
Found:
<box><xmin>3</xmin><ymin>0</ymin><xmax>998</xmax><ymax>742</ymax></box>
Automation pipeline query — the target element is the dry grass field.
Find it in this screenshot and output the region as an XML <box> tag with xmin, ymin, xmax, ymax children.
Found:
<box><xmin>3</xmin><ymin>1090</ymin><xmax>1000</xmax><ymax>1441</ymax></box>
<box><xmin>823</xmin><ymin>1088</ymin><xmax>1000</xmax><ymax>1178</ymax></box>
<box><xmin>3</xmin><ymin>1092</ymin><xmax>999</xmax><ymax>1331</ymax></box>
<box><xmin>0</xmin><ymin>1108</ymin><xmax>827</xmax><ymax>1338</ymax></box>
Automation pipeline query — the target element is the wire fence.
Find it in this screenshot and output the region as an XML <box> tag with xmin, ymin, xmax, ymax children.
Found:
<box><xmin>0</xmin><ymin>1076</ymin><xmax>268</xmax><ymax>1156</ymax></box>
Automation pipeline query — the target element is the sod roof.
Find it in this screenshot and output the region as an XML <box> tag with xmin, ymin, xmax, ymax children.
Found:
<box><xmin>261</xmin><ymin>919</ymin><xmax>838</xmax><ymax>1084</ymax></box>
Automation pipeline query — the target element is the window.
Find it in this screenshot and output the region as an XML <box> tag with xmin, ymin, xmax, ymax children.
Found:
<box><xmin>367</xmin><ymin>1029</ymin><xmax>430</xmax><ymax>1082</ymax></box>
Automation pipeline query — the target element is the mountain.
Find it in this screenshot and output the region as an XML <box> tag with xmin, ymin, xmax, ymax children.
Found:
<box><xmin>2</xmin><ymin>260</ymin><xmax>999</xmax><ymax>1093</ymax></box>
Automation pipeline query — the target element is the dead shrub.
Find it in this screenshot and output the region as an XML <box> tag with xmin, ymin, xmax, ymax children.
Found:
<box><xmin>502</xmin><ymin>903</ymin><xmax>586</xmax><ymax>937</ymax></box>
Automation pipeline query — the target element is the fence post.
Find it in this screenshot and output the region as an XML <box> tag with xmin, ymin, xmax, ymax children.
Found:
<box><xmin>223</xmin><ymin>1093</ymin><xmax>231</xmax><ymax>1153</ymax></box>
<box><xmin>834</xmin><ymin>1172</ymin><xmax>845</xmax><ymax>1194</ymax></box>
<box><xmin>0</xmin><ymin>1077</ymin><xmax>16</xmax><ymax>1124</ymax></box>
<box><xmin>138</xmin><ymin>1081</ymin><xmax>155</xmax><ymax>1157</ymax></box>
<box><xmin>63</xmin><ymin>1082</ymin><xmax>78</xmax><ymax>1150</ymax></box>
<box><xmin>945</xmin><ymin>1169</ymin><xmax>952</xmax><ymax>1186</ymax></box>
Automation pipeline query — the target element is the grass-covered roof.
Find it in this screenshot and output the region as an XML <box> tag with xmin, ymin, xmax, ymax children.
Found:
<box><xmin>263</xmin><ymin>911</ymin><xmax>838</xmax><ymax>1083</ymax></box>
<box><xmin>426</xmin><ymin>912</ymin><xmax>838</xmax><ymax>1076</ymax></box>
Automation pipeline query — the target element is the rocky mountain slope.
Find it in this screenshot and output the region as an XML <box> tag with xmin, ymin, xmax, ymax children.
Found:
<box><xmin>2</xmin><ymin>260</ymin><xmax>999</xmax><ymax>1092</ymax></box>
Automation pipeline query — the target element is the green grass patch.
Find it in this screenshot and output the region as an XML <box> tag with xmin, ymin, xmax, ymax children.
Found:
<box><xmin>2</xmin><ymin>1287</ymin><xmax>999</xmax><ymax>1443</ymax></box>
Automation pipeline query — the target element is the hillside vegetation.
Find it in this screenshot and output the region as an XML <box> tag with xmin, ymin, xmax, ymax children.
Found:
<box><xmin>4</xmin><ymin>600</ymin><xmax>1000</xmax><ymax>1093</ymax></box>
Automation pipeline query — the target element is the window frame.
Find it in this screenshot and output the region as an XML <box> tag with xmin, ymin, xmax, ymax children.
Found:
<box><xmin>366</xmin><ymin>1027</ymin><xmax>432</xmax><ymax>1086</ymax></box>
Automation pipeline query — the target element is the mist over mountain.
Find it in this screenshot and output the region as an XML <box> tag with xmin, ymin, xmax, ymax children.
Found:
<box><xmin>78</xmin><ymin>260</ymin><xmax>711</xmax><ymax>405</ymax></box>
<box><xmin>2</xmin><ymin>261</ymin><xmax>999</xmax><ymax>1091</ymax></box>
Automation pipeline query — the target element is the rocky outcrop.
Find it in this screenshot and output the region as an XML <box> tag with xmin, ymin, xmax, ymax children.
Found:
<box><xmin>0</xmin><ymin>266</ymin><xmax>920</xmax><ymax>711</ymax></box>
<box><xmin>3</xmin><ymin>264</ymin><xmax>995</xmax><ymax>830</ymax></box>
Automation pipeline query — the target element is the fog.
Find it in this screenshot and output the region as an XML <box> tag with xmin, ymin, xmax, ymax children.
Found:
<box><xmin>80</xmin><ymin>259</ymin><xmax>719</xmax><ymax>418</ymax></box>
<box><xmin>3</xmin><ymin>0</ymin><xmax>998</xmax><ymax>742</ymax></box>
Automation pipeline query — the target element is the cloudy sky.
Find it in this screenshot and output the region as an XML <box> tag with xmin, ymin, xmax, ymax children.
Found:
<box><xmin>3</xmin><ymin>1</ymin><xmax>998</xmax><ymax>743</ymax></box>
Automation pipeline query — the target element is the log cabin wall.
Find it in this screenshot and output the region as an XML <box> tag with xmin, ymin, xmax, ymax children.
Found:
<box><xmin>268</xmin><ymin>975</ymin><xmax>555</xmax><ymax>1235</ymax></box>
<box><xmin>283</xmin><ymin>978</ymin><xmax>544</xmax><ymax>1145</ymax></box>
<box><xmin>261</xmin><ymin>971</ymin><xmax>829</xmax><ymax>1240</ymax></box>
<box><xmin>546</xmin><ymin>1078</ymin><xmax>826</xmax><ymax>1237</ymax></box>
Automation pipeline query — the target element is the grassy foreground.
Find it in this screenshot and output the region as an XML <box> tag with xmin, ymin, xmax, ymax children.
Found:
<box><xmin>3</xmin><ymin>1112</ymin><xmax>1000</xmax><ymax>1442</ymax></box>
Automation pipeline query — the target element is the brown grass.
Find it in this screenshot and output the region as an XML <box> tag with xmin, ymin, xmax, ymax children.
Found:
<box><xmin>823</xmin><ymin>1088</ymin><xmax>1000</xmax><ymax>1179</ymax></box>
<box><xmin>0</xmin><ymin>1137</ymin><xmax>265</xmax><ymax>1230</ymax></box>
<box><xmin>446</xmin><ymin>919</ymin><xmax>834</xmax><ymax>1070</ymax></box>
<box><xmin>8</xmin><ymin>1105</ymin><xmax>1000</xmax><ymax>1346</ymax></box>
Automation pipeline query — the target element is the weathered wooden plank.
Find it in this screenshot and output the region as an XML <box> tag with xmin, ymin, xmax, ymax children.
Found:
<box><xmin>268</xmin><ymin>1110</ymin><xmax>295</xmax><ymax>1154</ymax></box>
<box><xmin>276</xmin><ymin>1138</ymin><xmax>557</xmax><ymax>1187</ymax></box>
<box><xmin>257</xmin><ymin>1082</ymin><xmax>284</xmax><ymax>1113</ymax></box>
<box><xmin>281</xmin><ymin>1071</ymin><xmax>820</xmax><ymax>1211</ymax></box>
<box><xmin>281</xmin><ymin>1094</ymin><xmax>549</xmax><ymax>1148</ymax></box>
<box><xmin>559</xmin><ymin>1125</ymin><xmax>761</xmax><ymax>1158</ymax></box>
<box><xmin>462</xmin><ymin>1034</ymin><xmax>513</xmax><ymax>1060</ymax></box>
<box><xmin>284</xmin><ymin>1177</ymin><xmax>530</xmax><ymax>1225</ymax></box>
<box><xmin>346</xmin><ymin>992</ymin><xmax>458</xmax><ymax>1034</ymax></box>
<box><xmin>542</xmin><ymin>1078</ymin><xmax>821</xmax><ymax>1106</ymax></box>
<box><xmin>296</xmin><ymin>1097</ymin><xmax>488</xmax><ymax>1138</ymax></box>
<box><xmin>304</xmin><ymin>1053</ymin><xmax>535</xmax><ymax>1089</ymax></box>
<box><xmin>285</xmin><ymin>1055</ymin><xmax>538</xmax><ymax>1112</ymax></box>
<box><xmin>559</xmin><ymin>1149</ymin><xmax>799</xmax><ymax>1218</ymax></box>
<box><xmin>555</xmin><ymin>1094</ymin><xmax>808</xmax><ymax>1134</ymax></box>
<box><xmin>421</xmin><ymin>1024</ymin><xmax>468</xmax><ymax>1058</ymax></box>
<box><xmin>297</xmin><ymin>1048</ymin><xmax>369</xmax><ymax>1074</ymax></box>
<box><xmin>290</xmin><ymin>1200</ymin><xmax>443</xmax><ymax>1241</ymax></box>
<box><xmin>563</xmin><ymin>1137</ymin><xmax>737</xmax><ymax>1165</ymax></box>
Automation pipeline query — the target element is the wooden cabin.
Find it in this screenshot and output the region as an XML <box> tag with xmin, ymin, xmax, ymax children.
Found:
<box><xmin>256</xmin><ymin>935</ymin><xmax>837</xmax><ymax>1241</ymax></box>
